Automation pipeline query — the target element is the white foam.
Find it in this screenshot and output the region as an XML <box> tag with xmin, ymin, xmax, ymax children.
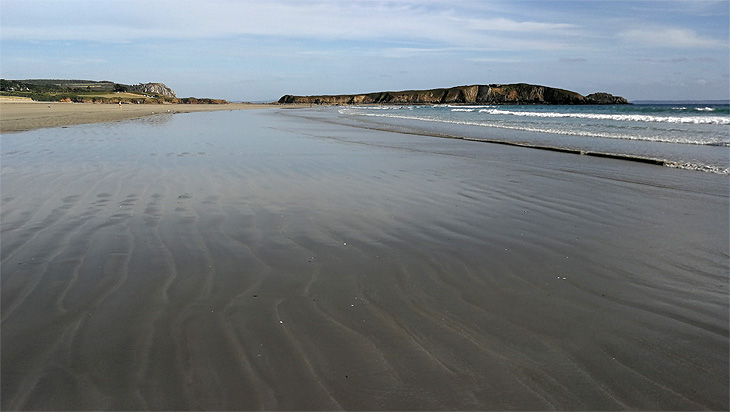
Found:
<box><xmin>665</xmin><ymin>162</ymin><xmax>730</xmax><ymax>175</ymax></box>
<box><xmin>336</xmin><ymin>107</ymin><xmax>730</xmax><ymax>175</ymax></box>
<box><xmin>353</xmin><ymin>105</ymin><xmax>406</xmax><ymax>110</ymax></box>
<box><xmin>445</xmin><ymin>105</ymin><xmax>497</xmax><ymax>109</ymax></box>
<box><xmin>478</xmin><ymin>108</ymin><xmax>730</xmax><ymax>125</ymax></box>
<box><xmin>343</xmin><ymin>110</ymin><xmax>729</xmax><ymax>146</ymax></box>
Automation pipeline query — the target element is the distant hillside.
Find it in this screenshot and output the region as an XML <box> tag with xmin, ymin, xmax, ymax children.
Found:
<box><xmin>280</xmin><ymin>83</ymin><xmax>629</xmax><ymax>105</ymax></box>
<box><xmin>1</xmin><ymin>79</ymin><xmax>176</xmax><ymax>97</ymax></box>
<box><xmin>1</xmin><ymin>79</ymin><xmax>227</xmax><ymax>104</ymax></box>
<box><xmin>13</xmin><ymin>79</ymin><xmax>117</xmax><ymax>90</ymax></box>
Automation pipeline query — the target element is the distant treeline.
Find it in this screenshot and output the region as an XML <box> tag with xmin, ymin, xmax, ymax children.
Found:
<box><xmin>48</xmin><ymin>96</ymin><xmax>228</xmax><ymax>105</ymax></box>
<box><xmin>1</xmin><ymin>79</ymin><xmax>120</xmax><ymax>93</ymax></box>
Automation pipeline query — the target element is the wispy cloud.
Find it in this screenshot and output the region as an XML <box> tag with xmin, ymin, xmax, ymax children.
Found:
<box><xmin>618</xmin><ymin>27</ymin><xmax>725</xmax><ymax>49</ymax></box>
<box><xmin>467</xmin><ymin>57</ymin><xmax>525</xmax><ymax>64</ymax></box>
<box><xmin>59</xmin><ymin>58</ymin><xmax>108</xmax><ymax>65</ymax></box>
<box><xmin>0</xmin><ymin>0</ymin><xmax>584</xmax><ymax>52</ymax></box>
<box><xmin>559</xmin><ymin>57</ymin><xmax>588</xmax><ymax>63</ymax></box>
<box><xmin>460</xmin><ymin>17</ymin><xmax>577</xmax><ymax>33</ymax></box>
<box><xmin>639</xmin><ymin>56</ymin><xmax>720</xmax><ymax>63</ymax></box>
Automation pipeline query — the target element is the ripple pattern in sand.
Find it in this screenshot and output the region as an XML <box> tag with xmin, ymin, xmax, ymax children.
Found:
<box><xmin>1</xmin><ymin>110</ymin><xmax>727</xmax><ymax>410</ymax></box>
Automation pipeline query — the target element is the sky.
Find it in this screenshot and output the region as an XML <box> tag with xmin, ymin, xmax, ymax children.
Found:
<box><xmin>1</xmin><ymin>0</ymin><xmax>728</xmax><ymax>102</ymax></box>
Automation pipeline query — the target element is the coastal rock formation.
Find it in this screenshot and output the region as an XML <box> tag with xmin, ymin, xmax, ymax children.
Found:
<box><xmin>585</xmin><ymin>92</ymin><xmax>629</xmax><ymax>105</ymax></box>
<box><xmin>279</xmin><ymin>83</ymin><xmax>628</xmax><ymax>105</ymax></box>
<box><xmin>132</xmin><ymin>82</ymin><xmax>177</xmax><ymax>98</ymax></box>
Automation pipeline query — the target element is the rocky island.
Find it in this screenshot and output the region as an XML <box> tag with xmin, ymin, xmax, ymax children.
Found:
<box><xmin>279</xmin><ymin>83</ymin><xmax>628</xmax><ymax>105</ymax></box>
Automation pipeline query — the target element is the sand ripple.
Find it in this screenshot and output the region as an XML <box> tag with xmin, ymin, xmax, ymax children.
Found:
<box><xmin>2</xmin><ymin>109</ymin><xmax>727</xmax><ymax>410</ymax></box>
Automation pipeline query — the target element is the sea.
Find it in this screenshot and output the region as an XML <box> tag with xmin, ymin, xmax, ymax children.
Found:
<box><xmin>335</xmin><ymin>103</ymin><xmax>730</xmax><ymax>174</ymax></box>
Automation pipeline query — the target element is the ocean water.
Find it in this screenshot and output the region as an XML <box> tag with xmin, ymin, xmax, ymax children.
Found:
<box><xmin>337</xmin><ymin>103</ymin><xmax>730</xmax><ymax>174</ymax></box>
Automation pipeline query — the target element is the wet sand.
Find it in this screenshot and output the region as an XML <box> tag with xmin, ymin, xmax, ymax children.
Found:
<box><xmin>1</xmin><ymin>109</ymin><xmax>728</xmax><ymax>410</ymax></box>
<box><xmin>0</xmin><ymin>99</ymin><xmax>273</xmax><ymax>133</ymax></box>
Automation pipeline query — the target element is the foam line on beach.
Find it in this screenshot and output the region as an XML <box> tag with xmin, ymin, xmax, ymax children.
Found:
<box><xmin>287</xmin><ymin>110</ymin><xmax>671</xmax><ymax>167</ymax></box>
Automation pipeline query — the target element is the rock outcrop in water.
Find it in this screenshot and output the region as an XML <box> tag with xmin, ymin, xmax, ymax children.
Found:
<box><xmin>279</xmin><ymin>83</ymin><xmax>628</xmax><ymax>105</ymax></box>
<box><xmin>584</xmin><ymin>92</ymin><xmax>629</xmax><ymax>105</ymax></box>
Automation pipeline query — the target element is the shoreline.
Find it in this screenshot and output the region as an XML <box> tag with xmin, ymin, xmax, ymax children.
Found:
<box><xmin>319</xmin><ymin>112</ymin><xmax>671</xmax><ymax>166</ymax></box>
<box><xmin>0</xmin><ymin>100</ymin><xmax>276</xmax><ymax>133</ymax></box>
<box><xmin>1</xmin><ymin>100</ymin><xmax>667</xmax><ymax>168</ymax></box>
<box><xmin>313</xmin><ymin>105</ymin><xmax>729</xmax><ymax>174</ymax></box>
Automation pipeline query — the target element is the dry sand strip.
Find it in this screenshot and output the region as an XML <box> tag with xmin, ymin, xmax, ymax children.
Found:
<box><xmin>0</xmin><ymin>100</ymin><xmax>274</xmax><ymax>133</ymax></box>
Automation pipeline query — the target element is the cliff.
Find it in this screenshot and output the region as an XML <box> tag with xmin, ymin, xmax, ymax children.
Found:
<box><xmin>279</xmin><ymin>83</ymin><xmax>628</xmax><ymax>105</ymax></box>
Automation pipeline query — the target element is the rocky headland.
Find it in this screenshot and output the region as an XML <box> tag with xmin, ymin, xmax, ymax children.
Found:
<box><xmin>279</xmin><ymin>83</ymin><xmax>629</xmax><ymax>105</ymax></box>
<box><xmin>130</xmin><ymin>82</ymin><xmax>177</xmax><ymax>98</ymax></box>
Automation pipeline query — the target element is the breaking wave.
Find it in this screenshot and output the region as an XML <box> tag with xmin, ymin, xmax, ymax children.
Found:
<box><xmin>337</xmin><ymin>104</ymin><xmax>729</xmax><ymax>175</ymax></box>
<box><xmin>341</xmin><ymin>110</ymin><xmax>729</xmax><ymax>146</ymax></box>
<box><xmin>478</xmin><ymin>108</ymin><xmax>730</xmax><ymax>125</ymax></box>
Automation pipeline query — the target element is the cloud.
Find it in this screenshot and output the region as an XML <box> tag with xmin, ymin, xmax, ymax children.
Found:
<box><xmin>0</xmin><ymin>0</ymin><xmax>584</xmax><ymax>52</ymax></box>
<box><xmin>59</xmin><ymin>58</ymin><xmax>108</xmax><ymax>65</ymax></box>
<box><xmin>618</xmin><ymin>27</ymin><xmax>725</xmax><ymax>49</ymax></box>
<box><xmin>639</xmin><ymin>57</ymin><xmax>688</xmax><ymax>63</ymax></box>
<box><xmin>559</xmin><ymin>57</ymin><xmax>588</xmax><ymax>63</ymax></box>
<box><xmin>467</xmin><ymin>57</ymin><xmax>524</xmax><ymax>64</ymax></box>
<box><xmin>460</xmin><ymin>17</ymin><xmax>576</xmax><ymax>33</ymax></box>
<box><xmin>639</xmin><ymin>56</ymin><xmax>721</xmax><ymax>64</ymax></box>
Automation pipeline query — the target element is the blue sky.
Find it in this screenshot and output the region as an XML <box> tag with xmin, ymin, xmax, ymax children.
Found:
<box><xmin>1</xmin><ymin>0</ymin><xmax>728</xmax><ymax>101</ymax></box>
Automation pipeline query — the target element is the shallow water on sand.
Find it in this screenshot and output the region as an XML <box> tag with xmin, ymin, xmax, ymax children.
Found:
<box><xmin>338</xmin><ymin>103</ymin><xmax>730</xmax><ymax>174</ymax></box>
<box><xmin>1</xmin><ymin>109</ymin><xmax>728</xmax><ymax>410</ymax></box>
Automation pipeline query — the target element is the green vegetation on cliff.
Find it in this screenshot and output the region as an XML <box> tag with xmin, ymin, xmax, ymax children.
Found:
<box><xmin>0</xmin><ymin>79</ymin><xmax>227</xmax><ymax>104</ymax></box>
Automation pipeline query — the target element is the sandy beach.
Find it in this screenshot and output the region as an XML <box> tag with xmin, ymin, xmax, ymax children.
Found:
<box><xmin>1</xmin><ymin>108</ymin><xmax>728</xmax><ymax>410</ymax></box>
<box><xmin>0</xmin><ymin>99</ymin><xmax>273</xmax><ymax>133</ymax></box>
